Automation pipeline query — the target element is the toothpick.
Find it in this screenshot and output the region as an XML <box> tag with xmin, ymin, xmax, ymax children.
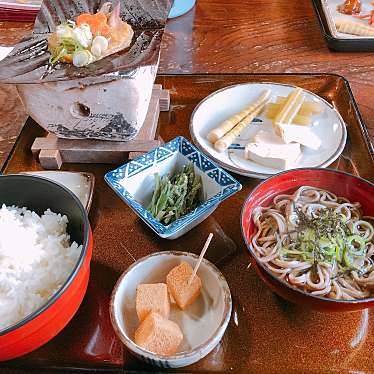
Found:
<box><xmin>188</xmin><ymin>233</ymin><xmax>213</xmax><ymax>285</ymax></box>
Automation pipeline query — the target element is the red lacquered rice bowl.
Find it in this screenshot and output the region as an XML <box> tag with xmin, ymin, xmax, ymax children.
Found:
<box><xmin>0</xmin><ymin>175</ymin><xmax>92</xmax><ymax>360</ymax></box>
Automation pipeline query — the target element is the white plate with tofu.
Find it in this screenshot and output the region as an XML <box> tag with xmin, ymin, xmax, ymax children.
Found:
<box><xmin>109</xmin><ymin>251</ymin><xmax>232</xmax><ymax>368</ymax></box>
<box><xmin>190</xmin><ymin>82</ymin><xmax>347</xmax><ymax>179</ymax></box>
<box><xmin>322</xmin><ymin>0</ymin><xmax>374</xmax><ymax>39</ymax></box>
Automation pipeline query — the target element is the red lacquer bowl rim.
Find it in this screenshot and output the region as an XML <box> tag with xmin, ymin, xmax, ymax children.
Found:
<box><xmin>0</xmin><ymin>174</ymin><xmax>91</xmax><ymax>336</ymax></box>
<box><xmin>240</xmin><ymin>167</ymin><xmax>374</xmax><ymax>305</ymax></box>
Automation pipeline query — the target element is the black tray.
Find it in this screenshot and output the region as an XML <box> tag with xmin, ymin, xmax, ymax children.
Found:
<box><xmin>311</xmin><ymin>0</ymin><xmax>374</xmax><ymax>51</ymax></box>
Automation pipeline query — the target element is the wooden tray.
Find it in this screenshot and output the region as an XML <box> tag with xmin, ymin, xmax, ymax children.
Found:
<box><xmin>1</xmin><ymin>74</ymin><xmax>374</xmax><ymax>373</ymax></box>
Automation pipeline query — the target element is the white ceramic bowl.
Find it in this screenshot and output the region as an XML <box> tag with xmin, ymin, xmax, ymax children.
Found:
<box><xmin>110</xmin><ymin>251</ymin><xmax>232</xmax><ymax>368</ymax></box>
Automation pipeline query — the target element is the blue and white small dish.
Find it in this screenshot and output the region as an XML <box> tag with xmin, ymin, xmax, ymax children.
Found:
<box><xmin>105</xmin><ymin>136</ymin><xmax>242</xmax><ymax>239</ymax></box>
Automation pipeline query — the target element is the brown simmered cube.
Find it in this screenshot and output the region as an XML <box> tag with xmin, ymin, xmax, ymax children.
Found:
<box><xmin>166</xmin><ymin>261</ymin><xmax>202</xmax><ymax>310</ymax></box>
<box><xmin>136</xmin><ymin>283</ymin><xmax>170</xmax><ymax>322</ymax></box>
<box><xmin>134</xmin><ymin>312</ymin><xmax>183</xmax><ymax>356</ymax></box>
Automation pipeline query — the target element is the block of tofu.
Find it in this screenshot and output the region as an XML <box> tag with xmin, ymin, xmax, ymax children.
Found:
<box><xmin>166</xmin><ymin>261</ymin><xmax>202</xmax><ymax>310</ymax></box>
<box><xmin>136</xmin><ymin>283</ymin><xmax>170</xmax><ymax>322</ymax></box>
<box><xmin>278</xmin><ymin>123</ymin><xmax>321</xmax><ymax>150</ymax></box>
<box><xmin>134</xmin><ymin>312</ymin><xmax>183</xmax><ymax>356</ymax></box>
<box><xmin>245</xmin><ymin>130</ymin><xmax>301</xmax><ymax>170</ymax></box>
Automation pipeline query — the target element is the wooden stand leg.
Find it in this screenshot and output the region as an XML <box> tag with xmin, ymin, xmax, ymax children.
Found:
<box><xmin>159</xmin><ymin>88</ymin><xmax>170</xmax><ymax>112</ymax></box>
<box><xmin>39</xmin><ymin>149</ymin><xmax>63</xmax><ymax>169</ymax></box>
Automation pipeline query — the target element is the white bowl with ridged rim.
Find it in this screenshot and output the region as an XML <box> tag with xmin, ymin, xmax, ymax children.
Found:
<box><xmin>109</xmin><ymin>251</ymin><xmax>232</xmax><ymax>368</ymax></box>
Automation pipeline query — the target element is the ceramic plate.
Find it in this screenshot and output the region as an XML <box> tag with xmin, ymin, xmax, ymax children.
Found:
<box><xmin>190</xmin><ymin>82</ymin><xmax>347</xmax><ymax>179</ymax></box>
<box><xmin>322</xmin><ymin>0</ymin><xmax>374</xmax><ymax>39</ymax></box>
<box><xmin>21</xmin><ymin>171</ymin><xmax>95</xmax><ymax>212</ymax></box>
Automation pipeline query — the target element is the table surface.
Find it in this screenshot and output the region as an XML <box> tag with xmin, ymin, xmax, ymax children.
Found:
<box><xmin>1</xmin><ymin>0</ymin><xmax>374</xmax><ymax>168</ymax></box>
<box><xmin>1</xmin><ymin>2</ymin><xmax>374</xmax><ymax>372</ymax></box>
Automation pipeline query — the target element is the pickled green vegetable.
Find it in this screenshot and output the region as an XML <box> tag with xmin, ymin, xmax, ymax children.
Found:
<box><xmin>148</xmin><ymin>163</ymin><xmax>202</xmax><ymax>225</ymax></box>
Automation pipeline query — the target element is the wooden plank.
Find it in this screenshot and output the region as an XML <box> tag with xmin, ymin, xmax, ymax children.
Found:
<box><xmin>32</xmin><ymin>138</ymin><xmax>161</xmax><ymax>168</ymax></box>
<box><xmin>35</xmin><ymin>139</ymin><xmax>162</xmax><ymax>167</ymax></box>
<box><xmin>33</xmin><ymin>138</ymin><xmax>161</xmax><ymax>166</ymax></box>
<box><xmin>153</xmin><ymin>84</ymin><xmax>169</xmax><ymax>111</ymax></box>
<box><xmin>32</xmin><ymin>137</ymin><xmax>161</xmax><ymax>153</ymax></box>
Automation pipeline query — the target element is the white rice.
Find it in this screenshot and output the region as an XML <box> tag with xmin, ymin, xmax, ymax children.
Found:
<box><xmin>0</xmin><ymin>204</ymin><xmax>82</xmax><ymax>331</ymax></box>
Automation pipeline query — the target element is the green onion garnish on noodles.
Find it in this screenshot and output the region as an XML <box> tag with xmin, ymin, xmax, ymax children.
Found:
<box><xmin>281</xmin><ymin>206</ymin><xmax>367</xmax><ymax>273</ymax></box>
<box><xmin>250</xmin><ymin>186</ymin><xmax>374</xmax><ymax>300</ymax></box>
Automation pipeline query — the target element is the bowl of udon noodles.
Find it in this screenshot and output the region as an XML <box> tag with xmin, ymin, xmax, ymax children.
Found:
<box><xmin>241</xmin><ymin>168</ymin><xmax>374</xmax><ymax>312</ymax></box>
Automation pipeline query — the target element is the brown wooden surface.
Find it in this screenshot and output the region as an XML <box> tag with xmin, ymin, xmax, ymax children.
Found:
<box><xmin>1</xmin><ymin>0</ymin><xmax>374</xmax><ymax>168</ymax></box>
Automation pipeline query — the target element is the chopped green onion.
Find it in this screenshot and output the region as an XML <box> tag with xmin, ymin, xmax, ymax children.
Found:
<box><xmin>346</xmin><ymin>235</ymin><xmax>366</xmax><ymax>257</ymax></box>
<box><xmin>281</xmin><ymin>207</ymin><xmax>372</xmax><ymax>275</ymax></box>
<box><xmin>353</xmin><ymin>220</ymin><xmax>374</xmax><ymax>242</ymax></box>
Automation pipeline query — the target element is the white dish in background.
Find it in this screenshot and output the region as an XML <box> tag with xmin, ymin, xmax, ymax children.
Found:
<box><xmin>110</xmin><ymin>251</ymin><xmax>232</xmax><ymax>368</ymax></box>
<box><xmin>21</xmin><ymin>171</ymin><xmax>94</xmax><ymax>211</ymax></box>
<box><xmin>190</xmin><ymin>82</ymin><xmax>347</xmax><ymax>179</ymax></box>
<box><xmin>0</xmin><ymin>0</ymin><xmax>41</xmax><ymax>11</ymax></box>
<box><xmin>322</xmin><ymin>0</ymin><xmax>374</xmax><ymax>39</ymax></box>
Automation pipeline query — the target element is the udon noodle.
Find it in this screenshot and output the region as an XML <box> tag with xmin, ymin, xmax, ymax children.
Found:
<box><xmin>250</xmin><ymin>186</ymin><xmax>374</xmax><ymax>300</ymax></box>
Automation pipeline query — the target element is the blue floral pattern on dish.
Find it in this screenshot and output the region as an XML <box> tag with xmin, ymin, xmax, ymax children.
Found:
<box><xmin>105</xmin><ymin>136</ymin><xmax>241</xmax><ymax>237</ymax></box>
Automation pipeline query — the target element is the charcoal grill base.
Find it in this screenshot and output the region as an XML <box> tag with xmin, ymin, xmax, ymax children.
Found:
<box><xmin>31</xmin><ymin>85</ymin><xmax>170</xmax><ymax>169</ymax></box>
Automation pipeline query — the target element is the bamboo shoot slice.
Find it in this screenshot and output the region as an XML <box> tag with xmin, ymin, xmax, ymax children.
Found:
<box><xmin>265</xmin><ymin>104</ymin><xmax>311</xmax><ymax>126</ymax></box>
<box><xmin>275</xmin><ymin>97</ymin><xmax>323</xmax><ymax>115</ymax></box>
<box><xmin>273</xmin><ymin>88</ymin><xmax>305</xmax><ymax>137</ymax></box>
<box><xmin>335</xmin><ymin>19</ymin><xmax>374</xmax><ymax>37</ymax></box>
<box><xmin>213</xmin><ymin>101</ymin><xmax>269</xmax><ymax>153</ymax></box>
<box><xmin>207</xmin><ymin>89</ymin><xmax>271</xmax><ymax>143</ymax></box>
